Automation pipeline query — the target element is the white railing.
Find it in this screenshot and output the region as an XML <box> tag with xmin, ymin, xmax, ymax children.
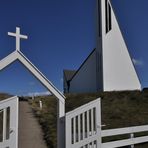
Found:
<box><xmin>0</xmin><ymin>96</ymin><xmax>19</xmax><ymax>148</ymax></box>
<box><xmin>66</xmin><ymin>99</ymin><xmax>101</xmax><ymax>148</ymax></box>
<box><xmin>65</xmin><ymin>98</ymin><xmax>148</xmax><ymax>148</ymax></box>
<box><xmin>101</xmin><ymin>125</ymin><xmax>148</xmax><ymax>148</ymax></box>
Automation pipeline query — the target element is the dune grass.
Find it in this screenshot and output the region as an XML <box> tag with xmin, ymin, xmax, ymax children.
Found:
<box><xmin>0</xmin><ymin>93</ymin><xmax>12</xmax><ymax>101</ymax></box>
<box><xmin>29</xmin><ymin>90</ymin><xmax>148</xmax><ymax>147</ymax></box>
<box><xmin>1</xmin><ymin>91</ymin><xmax>148</xmax><ymax>147</ymax></box>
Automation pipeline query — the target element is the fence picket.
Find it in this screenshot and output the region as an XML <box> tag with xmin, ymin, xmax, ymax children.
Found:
<box><xmin>91</xmin><ymin>108</ymin><xmax>94</xmax><ymax>136</ymax></box>
<box><xmin>83</xmin><ymin>112</ymin><xmax>85</xmax><ymax>140</ymax></box>
<box><xmin>78</xmin><ymin>115</ymin><xmax>81</xmax><ymax>142</ymax></box>
<box><xmin>66</xmin><ymin>98</ymin><xmax>101</xmax><ymax>148</ymax></box>
<box><xmin>3</xmin><ymin>108</ymin><xmax>7</xmax><ymax>141</ymax></box>
<box><xmin>73</xmin><ymin>117</ymin><xmax>76</xmax><ymax>144</ymax></box>
<box><xmin>87</xmin><ymin>110</ymin><xmax>90</xmax><ymax>137</ymax></box>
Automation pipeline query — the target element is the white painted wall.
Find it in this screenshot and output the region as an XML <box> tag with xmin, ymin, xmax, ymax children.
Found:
<box><xmin>99</xmin><ymin>0</ymin><xmax>141</xmax><ymax>91</ymax></box>
<box><xmin>66</xmin><ymin>0</ymin><xmax>141</xmax><ymax>93</ymax></box>
<box><xmin>70</xmin><ymin>50</ymin><xmax>97</xmax><ymax>93</ymax></box>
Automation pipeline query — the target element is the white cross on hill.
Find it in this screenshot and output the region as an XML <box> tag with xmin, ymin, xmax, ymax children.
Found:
<box><xmin>8</xmin><ymin>27</ymin><xmax>28</xmax><ymax>51</ymax></box>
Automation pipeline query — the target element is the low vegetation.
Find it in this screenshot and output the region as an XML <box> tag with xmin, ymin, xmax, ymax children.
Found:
<box><xmin>0</xmin><ymin>93</ymin><xmax>12</xmax><ymax>101</ymax></box>
<box><xmin>29</xmin><ymin>90</ymin><xmax>148</xmax><ymax>148</ymax></box>
<box><xmin>1</xmin><ymin>91</ymin><xmax>148</xmax><ymax>147</ymax></box>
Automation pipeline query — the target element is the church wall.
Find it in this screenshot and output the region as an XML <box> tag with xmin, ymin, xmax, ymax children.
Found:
<box><xmin>100</xmin><ymin>0</ymin><xmax>141</xmax><ymax>91</ymax></box>
<box><xmin>69</xmin><ymin>51</ymin><xmax>97</xmax><ymax>93</ymax></box>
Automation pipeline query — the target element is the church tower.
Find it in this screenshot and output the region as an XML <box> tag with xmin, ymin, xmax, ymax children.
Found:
<box><xmin>96</xmin><ymin>0</ymin><xmax>141</xmax><ymax>91</ymax></box>
<box><xmin>63</xmin><ymin>0</ymin><xmax>141</xmax><ymax>93</ymax></box>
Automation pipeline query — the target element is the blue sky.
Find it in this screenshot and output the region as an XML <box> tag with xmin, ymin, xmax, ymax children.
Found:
<box><xmin>0</xmin><ymin>0</ymin><xmax>147</xmax><ymax>96</ymax></box>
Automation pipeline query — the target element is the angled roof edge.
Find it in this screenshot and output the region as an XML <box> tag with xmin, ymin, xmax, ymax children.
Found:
<box><xmin>0</xmin><ymin>50</ymin><xmax>65</xmax><ymax>103</ymax></box>
<box><xmin>69</xmin><ymin>48</ymin><xmax>96</xmax><ymax>82</ymax></box>
<box><xmin>109</xmin><ymin>0</ymin><xmax>142</xmax><ymax>88</ymax></box>
<box><xmin>0</xmin><ymin>51</ymin><xmax>18</xmax><ymax>70</ymax></box>
<box><xmin>63</xmin><ymin>70</ymin><xmax>76</xmax><ymax>82</ymax></box>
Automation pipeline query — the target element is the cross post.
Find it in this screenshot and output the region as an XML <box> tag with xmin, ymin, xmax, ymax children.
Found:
<box><xmin>8</xmin><ymin>27</ymin><xmax>28</xmax><ymax>51</ymax></box>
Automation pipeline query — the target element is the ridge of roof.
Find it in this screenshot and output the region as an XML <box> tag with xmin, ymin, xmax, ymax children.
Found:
<box><xmin>63</xmin><ymin>69</ymin><xmax>76</xmax><ymax>81</ymax></box>
<box><xmin>69</xmin><ymin>48</ymin><xmax>96</xmax><ymax>81</ymax></box>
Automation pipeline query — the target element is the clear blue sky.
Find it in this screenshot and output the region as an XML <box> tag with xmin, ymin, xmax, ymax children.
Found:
<box><xmin>0</xmin><ymin>0</ymin><xmax>147</xmax><ymax>96</ymax></box>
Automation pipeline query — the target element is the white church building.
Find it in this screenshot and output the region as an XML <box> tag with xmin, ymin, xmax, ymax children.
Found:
<box><xmin>63</xmin><ymin>0</ymin><xmax>141</xmax><ymax>93</ymax></box>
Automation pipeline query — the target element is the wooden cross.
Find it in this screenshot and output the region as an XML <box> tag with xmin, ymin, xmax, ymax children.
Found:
<box><xmin>8</xmin><ymin>27</ymin><xmax>28</xmax><ymax>51</ymax></box>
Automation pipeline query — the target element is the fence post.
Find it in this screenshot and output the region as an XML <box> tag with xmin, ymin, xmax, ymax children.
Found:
<box><xmin>32</xmin><ymin>95</ymin><xmax>34</xmax><ymax>100</ymax></box>
<box><xmin>130</xmin><ymin>133</ymin><xmax>134</xmax><ymax>148</ymax></box>
<box><xmin>57</xmin><ymin>99</ymin><xmax>65</xmax><ymax>148</ymax></box>
<box><xmin>39</xmin><ymin>100</ymin><xmax>42</xmax><ymax>110</ymax></box>
<box><xmin>3</xmin><ymin>108</ymin><xmax>7</xmax><ymax>141</ymax></box>
<box><xmin>96</xmin><ymin>98</ymin><xmax>102</xmax><ymax>148</ymax></box>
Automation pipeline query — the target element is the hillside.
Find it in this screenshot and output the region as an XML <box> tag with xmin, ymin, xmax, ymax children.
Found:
<box><xmin>29</xmin><ymin>90</ymin><xmax>148</xmax><ymax>148</ymax></box>
<box><xmin>1</xmin><ymin>91</ymin><xmax>148</xmax><ymax>147</ymax></box>
<box><xmin>0</xmin><ymin>93</ymin><xmax>12</xmax><ymax>101</ymax></box>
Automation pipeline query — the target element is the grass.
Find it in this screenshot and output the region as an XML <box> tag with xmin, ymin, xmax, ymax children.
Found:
<box><xmin>29</xmin><ymin>90</ymin><xmax>148</xmax><ymax>148</ymax></box>
<box><xmin>0</xmin><ymin>93</ymin><xmax>12</xmax><ymax>101</ymax></box>
<box><xmin>29</xmin><ymin>95</ymin><xmax>57</xmax><ymax>148</ymax></box>
<box><xmin>0</xmin><ymin>91</ymin><xmax>148</xmax><ymax>147</ymax></box>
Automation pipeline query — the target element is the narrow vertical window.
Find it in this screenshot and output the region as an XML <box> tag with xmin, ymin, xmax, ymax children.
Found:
<box><xmin>108</xmin><ymin>2</ymin><xmax>112</xmax><ymax>31</ymax></box>
<box><xmin>98</xmin><ymin>0</ymin><xmax>101</xmax><ymax>36</ymax></box>
<box><xmin>105</xmin><ymin>0</ymin><xmax>108</xmax><ymax>33</ymax></box>
<box><xmin>105</xmin><ymin>0</ymin><xmax>112</xmax><ymax>33</ymax></box>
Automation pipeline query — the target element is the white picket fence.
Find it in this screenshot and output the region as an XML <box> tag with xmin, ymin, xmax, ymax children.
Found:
<box><xmin>66</xmin><ymin>99</ymin><xmax>101</xmax><ymax>148</ymax></box>
<box><xmin>102</xmin><ymin>125</ymin><xmax>148</xmax><ymax>148</ymax></box>
<box><xmin>65</xmin><ymin>98</ymin><xmax>148</xmax><ymax>148</ymax></box>
<box><xmin>0</xmin><ymin>96</ymin><xmax>18</xmax><ymax>148</ymax></box>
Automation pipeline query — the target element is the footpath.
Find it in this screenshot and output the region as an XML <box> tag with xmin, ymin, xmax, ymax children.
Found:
<box><xmin>18</xmin><ymin>101</ymin><xmax>47</xmax><ymax>148</ymax></box>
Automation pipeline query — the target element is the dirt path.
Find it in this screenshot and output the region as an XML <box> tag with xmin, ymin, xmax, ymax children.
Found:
<box><xmin>18</xmin><ymin>101</ymin><xmax>47</xmax><ymax>148</ymax></box>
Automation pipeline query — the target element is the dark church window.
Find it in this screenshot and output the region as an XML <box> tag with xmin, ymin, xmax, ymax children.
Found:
<box><xmin>105</xmin><ymin>0</ymin><xmax>112</xmax><ymax>33</ymax></box>
<box><xmin>67</xmin><ymin>80</ymin><xmax>70</xmax><ymax>93</ymax></box>
<box><xmin>98</xmin><ymin>0</ymin><xmax>101</xmax><ymax>36</ymax></box>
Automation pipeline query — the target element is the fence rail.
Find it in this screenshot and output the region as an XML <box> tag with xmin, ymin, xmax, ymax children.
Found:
<box><xmin>102</xmin><ymin>125</ymin><xmax>148</xmax><ymax>148</ymax></box>
<box><xmin>66</xmin><ymin>98</ymin><xmax>148</xmax><ymax>148</ymax></box>
<box><xmin>66</xmin><ymin>99</ymin><xmax>101</xmax><ymax>148</ymax></box>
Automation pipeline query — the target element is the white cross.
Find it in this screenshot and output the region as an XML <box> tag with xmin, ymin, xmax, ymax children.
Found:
<box><xmin>8</xmin><ymin>27</ymin><xmax>28</xmax><ymax>51</ymax></box>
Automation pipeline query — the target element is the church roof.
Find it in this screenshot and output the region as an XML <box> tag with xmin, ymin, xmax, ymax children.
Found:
<box><xmin>64</xmin><ymin>70</ymin><xmax>76</xmax><ymax>81</ymax></box>
<box><xmin>69</xmin><ymin>48</ymin><xmax>96</xmax><ymax>81</ymax></box>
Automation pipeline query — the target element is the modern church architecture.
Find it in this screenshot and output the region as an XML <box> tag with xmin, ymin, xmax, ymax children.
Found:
<box><xmin>63</xmin><ymin>0</ymin><xmax>141</xmax><ymax>93</ymax></box>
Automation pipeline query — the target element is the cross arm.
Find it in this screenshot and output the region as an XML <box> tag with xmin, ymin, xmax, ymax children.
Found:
<box><xmin>8</xmin><ymin>32</ymin><xmax>28</xmax><ymax>39</ymax></box>
<box><xmin>20</xmin><ymin>35</ymin><xmax>28</xmax><ymax>39</ymax></box>
<box><xmin>8</xmin><ymin>32</ymin><xmax>16</xmax><ymax>37</ymax></box>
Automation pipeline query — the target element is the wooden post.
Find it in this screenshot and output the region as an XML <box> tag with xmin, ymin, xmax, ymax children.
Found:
<box><xmin>130</xmin><ymin>133</ymin><xmax>134</xmax><ymax>148</ymax></box>
<box><xmin>3</xmin><ymin>108</ymin><xmax>7</xmax><ymax>141</ymax></box>
<box><xmin>32</xmin><ymin>95</ymin><xmax>34</xmax><ymax>100</ymax></box>
<box><xmin>57</xmin><ymin>100</ymin><xmax>65</xmax><ymax>148</ymax></box>
<box><xmin>39</xmin><ymin>100</ymin><xmax>42</xmax><ymax>109</ymax></box>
